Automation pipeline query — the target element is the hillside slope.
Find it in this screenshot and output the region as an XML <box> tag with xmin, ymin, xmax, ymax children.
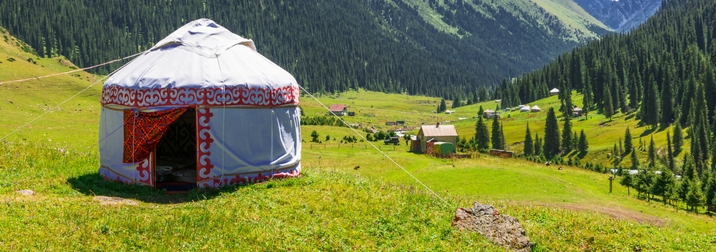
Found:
<box><xmin>0</xmin><ymin>27</ymin><xmax>103</xmax><ymax>148</ymax></box>
<box><xmin>0</xmin><ymin>0</ymin><xmax>610</xmax><ymax>98</ymax></box>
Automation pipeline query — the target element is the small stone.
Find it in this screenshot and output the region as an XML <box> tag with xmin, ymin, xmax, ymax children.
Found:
<box><xmin>16</xmin><ymin>190</ymin><xmax>34</xmax><ymax>196</ymax></box>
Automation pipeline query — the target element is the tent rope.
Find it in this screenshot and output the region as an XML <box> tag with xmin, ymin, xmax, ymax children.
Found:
<box><xmin>0</xmin><ymin>51</ymin><xmax>146</xmax><ymax>86</ymax></box>
<box><xmin>0</xmin><ymin>51</ymin><xmax>146</xmax><ymax>142</ymax></box>
<box><xmin>297</xmin><ymin>85</ymin><xmax>453</xmax><ymax>209</ymax></box>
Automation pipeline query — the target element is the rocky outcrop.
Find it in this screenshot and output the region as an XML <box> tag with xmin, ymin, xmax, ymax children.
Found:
<box><xmin>574</xmin><ymin>0</ymin><xmax>662</xmax><ymax>32</ymax></box>
<box><xmin>452</xmin><ymin>202</ymin><xmax>533</xmax><ymax>252</ymax></box>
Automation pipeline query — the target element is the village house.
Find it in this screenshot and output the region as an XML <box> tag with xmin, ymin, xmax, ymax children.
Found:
<box><xmin>329</xmin><ymin>104</ymin><xmax>348</xmax><ymax>116</ymax></box>
<box><xmin>414</xmin><ymin>123</ymin><xmax>458</xmax><ymax>153</ymax></box>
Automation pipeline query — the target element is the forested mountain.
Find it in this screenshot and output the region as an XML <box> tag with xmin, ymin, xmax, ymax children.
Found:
<box><xmin>574</xmin><ymin>0</ymin><xmax>662</xmax><ymax>32</ymax></box>
<box><xmin>0</xmin><ymin>0</ymin><xmax>609</xmax><ymax>99</ymax></box>
<box><xmin>496</xmin><ymin>0</ymin><xmax>715</xmax><ymax>168</ymax></box>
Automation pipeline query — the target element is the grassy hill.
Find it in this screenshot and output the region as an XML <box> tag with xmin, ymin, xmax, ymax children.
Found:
<box><xmin>1</xmin><ymin>28</ymin><xmax>715</xmax><ymax>250</ymax></box>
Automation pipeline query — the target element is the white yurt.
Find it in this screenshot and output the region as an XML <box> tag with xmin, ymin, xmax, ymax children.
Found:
<box><xmin>98</xmin><ymin>19</ymin><xmax>301</xmax><ymax>190</ymax></box>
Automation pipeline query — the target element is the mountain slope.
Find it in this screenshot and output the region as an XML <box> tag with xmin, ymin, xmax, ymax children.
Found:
<box><xmin>574</xmin><ymin>0</ymin><xmax>662</xmax><ymax>32</ymax></box>
<box><xmin>0</xmin><ymin>0</ymin><xmax>610</xmax><ymax>98</ymax></box>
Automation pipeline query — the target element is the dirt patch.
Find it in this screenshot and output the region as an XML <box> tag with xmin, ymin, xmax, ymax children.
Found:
<box><xmin>93</xmin><ymin>196</ymin><xmax>139</xmax><ymax>206</ymax></box>
<box><xmin>557</xmin><ymin>203</ymin><xmax>667</xmax><ymax>226</ymax></box>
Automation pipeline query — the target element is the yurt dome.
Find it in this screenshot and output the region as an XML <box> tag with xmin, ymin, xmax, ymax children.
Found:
<box><xmin>98</xmin><ymin>19</ymin><xmax>301</xmax><ymax>190</ymax></box>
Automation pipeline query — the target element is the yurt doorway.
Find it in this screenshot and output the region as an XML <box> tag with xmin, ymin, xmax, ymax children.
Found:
<box><xmin>155</xmin><ymin>108</ymin><xmax>197</xmax><ymax>192</ymax></box>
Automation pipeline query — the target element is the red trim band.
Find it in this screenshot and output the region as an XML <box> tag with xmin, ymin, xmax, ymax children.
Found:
<box><xmin>101</xmin><ymin>85</ymin><xmax>299</xmax><ymax>107</ymax></box>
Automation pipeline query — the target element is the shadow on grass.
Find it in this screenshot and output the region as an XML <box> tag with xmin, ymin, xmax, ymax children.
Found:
<box><xmin>66</xmin><ymin>173</ymin><xmax>301</xmax><ymax>204</ymax></box>
<box><xmin>640</xmin><ymin>127</ymin><xmax>656</xmax><ymax>137</ymax></box>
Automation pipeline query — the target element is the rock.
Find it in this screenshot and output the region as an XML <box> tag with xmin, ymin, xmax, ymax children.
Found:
<box><xmin>452</xmin><ymin>202</ymin><xmax>533</xmax><ymax>252</ymax></box>
<box><xmin>16</xmin><ymin>190</ymin><xmax>34</xmax><ymax>196</ymax></box>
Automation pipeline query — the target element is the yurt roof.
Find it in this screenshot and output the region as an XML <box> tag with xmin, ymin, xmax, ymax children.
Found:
<box><xmin>101</xmin><ymin>18</ymin><xmax>299</xmax><ymax>108</ymax></box>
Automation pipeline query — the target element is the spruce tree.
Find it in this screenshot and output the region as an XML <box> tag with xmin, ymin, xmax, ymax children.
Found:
<box><xmin>667</xmin><ymin>131</ymin><xmax>675</xmax><ymax>172</ymax></box>
<box><xmin>543</xmin><ymin>107</ymin><xmax>561</xmax><ymax>159</ymax></box>
<box><xmin>603</xmin><ymin>83</ymin><xmax>614</xmax><ymax>121</ymax></box>
<box><xmin>660</xmin><ymin>70</ymin><xmax>674</xmax><ymax>127</ymax></box>
<box><xmin>673</xmin><ymin>122</ymin><xmax>684</xmax><ymax>154</ymax></box>
<box><xmin>452</xmin><ymin>96</ymin><xmax>461</xmax><ymax>109</ymax></box>
<box><xmin>621</xmin><ymin>172</ymin><xmax>633</xmax><ymax>196</ymax></box>
<box><xmin>624</xmin><ymin>127</ymin><xmax>633</xmax><ymax>155</ymax></box>
<box><xmin>582</xmin><ymin>78</ymin><xmax>592</xmax><ymax>118</ymax></box>
<box><xmin>648</xmin><ymin>136</ymin><xmax>656</xmax><ymax>168</ymax></box>
<box><xmin>631</xmin><ymin>149</ymin><xmax>640</xmax><ymax>170</ymax></box>
<box><xmin>491</xmin><ymin>115</ymin><xmax>503</xmax><ymax>150</ymax></box>
<box><xmin>524</xmin><ymin>123</ymin><xmax>533</xmax><ymax>156</ymax></box>
<box><xmin>652</xmin><ymin>169</ymin><xmax>676</xmax><ymax>205</ymax></box>
<box><xmin>643</xmin><ymin>76</ymin><xmax>661</xmax><ymax>129</ymax></box>
<box><xmin>500</xmin><ymin>123</ymin><xmax>506</xmax><ymax>150</ymax></box>
<box><xmin>578</xmin><ymin>130</ymin><xmax>588</xmax><ymax>155</ymax></box>
<box><xmin>438</xmin><ymin>99</ymin><xmax>447</xmax><ymax>113</ymax></box>
<box><xmin>571</xmin><ymin>132</ymin><xmax>578</xmax><ymax>151</ymax></box>
<box><xmin>686</xmin><ymin>179</ymin><xmax>706</xmax><ymax>212</ymax></box>
<box><xmin>561</xmin><ymin>116</ymin><xmax>572</xmax><ymax>153</ymax></box>
<box><xmin>475</xmin><ymin>115</ymin><xmax>490</xmax><ymax>152</ymax></box>
<box><xmin>534</xmin><ymin>133</ymin><xmax>542</xmax><ymax>156</ymax></box>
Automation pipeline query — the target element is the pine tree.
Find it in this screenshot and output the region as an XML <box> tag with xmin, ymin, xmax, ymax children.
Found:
<box><xmin>452</xmin><ymin>96</ymin><xmax>461</xmax><ymax>109</ymax></box>
<box><xmin>624</xmin><ymin>127</ymin><xmax>633</xmax><ymax>155</ymax></box>
<box><xmin>603</xmin><ymin>83</ymin><xmax>614</xmax><ymax>121</ymax></box>
<box><xmin>561</xmin><ymin>116</ymin><xmax>572</xmax><ymax>153</ymax></box>
<box><xmin>686</xmin><ymin>178</ymin><xmax>706</xmax><ymax>212</ymax></box>
<box><xmin>621</xmin><ymin>172</ymin><xmax>633</xmax><ymax>196</ymax></box>
<box><xmin>475</xmin><ymin>115</ymin><xmax>490</xmax><ymax>152</ymax></box>
<box><xmin>673</xmin><ymin>122</ymin><xmax>684</xmax><ymax>154</ymax></box>
<box><xmin>534</xmin><ymin>133</ymin><xmax>542</xmax><ymax>156</ymax></box>
<box><xmin>559</xmin><ymin>78</ymin><xmax>573</xmax><ymax>119</ymax></box>
<box><xmin>582</xmin><ymin>78</ymin><xmax>592</xmax><ymax>118</ymax></box>
<box><xmin>478</xmin><ymin>106</ymin><xmax>484</xmax><ymax>118</ymax></box>
<box><xmin>691</xmin><ymin>83</ymin><xmax>711</xmax><ymax>178</ymax></box>
<box><xmin>524</xmin><ymin>123</ymin><xmax>533</xmax><ymax>156</ymax></box>
<box><xmin>660</xmin><ymin>69</ymin><xmax>675</xmax><ymax>127</ymax></box>
<box><xmin>543</xmin><ymin>107</ymin><xmax>561</xmax><ymax>159</ymax></box>
<box><xmin>438</xmin><ymin>99</ymin><xmax>447</xmax><ymax>113</ymax></box>
<box><xmin>500</xmin><ymin>123</ymin><xmax>506</xmax><ymax>150</ymax></box>
<box><xmin>491</xmin><ymin>115</ymin><xmax>503</xmax><ymax>150</ymax></box>
<box><xmin>652</xmin><ymin>169</ymin><xmax>676</xmax><ymax>205</ymax></box>
<box><xmin>667</xmin><ymin>131</ymin><xmax>675</xmax><ymax>172</ymax></box>
<box><xmin>631</xmin><ymin>149</ymin><xmax>640</xmax><ymax>170</ymax></box>
<box><xmin>571</xmin><ymin>131</ymin><xmax>578</xmax><ymax>151</ymax></box>
<box><xmin>706</xmin><ymin>172</ymin><xmax>716</xmax><ymax>210</ymax></box>
<box><xmin>578</xmin><ymin>130</ymin><xmax>588</xmax><ymax>155</ymax></box>
<box><xmin>648</xmin><ymin>135</ymin><xmax>656</xmax><ymax>168</ymax></box>
<box><xmin>642</xmin><ymin>76</ymin><xmax>661</xmax><ymax>129</ymax></box>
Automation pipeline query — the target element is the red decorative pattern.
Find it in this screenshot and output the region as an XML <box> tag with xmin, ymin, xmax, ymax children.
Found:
<box><xmin>123</xmin><ymin>108</ymin><xmax>188</xmax><ymax>163</ymax></box>
<box><xmin>198</xmin><ymin>166</ymin><xmax>301</xmax><ymax>188</ymax></box>
<box><xmin>196</xmin><ymin>108</ymin><xmax>215</xmax><ymax>180</ymax></box>
<box><xmin>136</xmin><ymin>153</ymin><xmax>154</xmax><ymax>186</ymax></box>
<box><xmin>101</xmin><ymin>85</ymin><xmax>299</xmax><ymax>107</ymax></box>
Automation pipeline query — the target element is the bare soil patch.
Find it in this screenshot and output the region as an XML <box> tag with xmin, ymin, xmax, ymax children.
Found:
<box><xmin>93</xmin><ymin>196</ymin><xmax>139</xmax><ymax>206</ymax></box>
<box><xmin>558</xmin><ymin>203</ymin><xmax>667</xmax><ymax>226</ymax></box>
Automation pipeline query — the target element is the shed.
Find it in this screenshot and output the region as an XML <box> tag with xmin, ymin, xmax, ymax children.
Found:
<box><xmin>417</xmin><ymin>124</ymin><xmax>458</xmax><ymax>153</ymax></box>
<box><xmin>484</xmin><ymin>109</ymin><xmax>496</xmax><ymax>118</ymax></box>
<box><xmin>573</xmin><ymin>107</ymin><xmax>583</xmax><ymax>116</ymax></box>
<box><xmin>434</xmin><ymin>142</ymin><xmax>455</xmax><ymax>155</ymax></box>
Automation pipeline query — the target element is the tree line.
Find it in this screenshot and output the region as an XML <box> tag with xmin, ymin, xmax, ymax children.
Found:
<box><xmin>0</xmin><ymin>0</ymin><xmax>604</xmax><ymax>100</ymax></box>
